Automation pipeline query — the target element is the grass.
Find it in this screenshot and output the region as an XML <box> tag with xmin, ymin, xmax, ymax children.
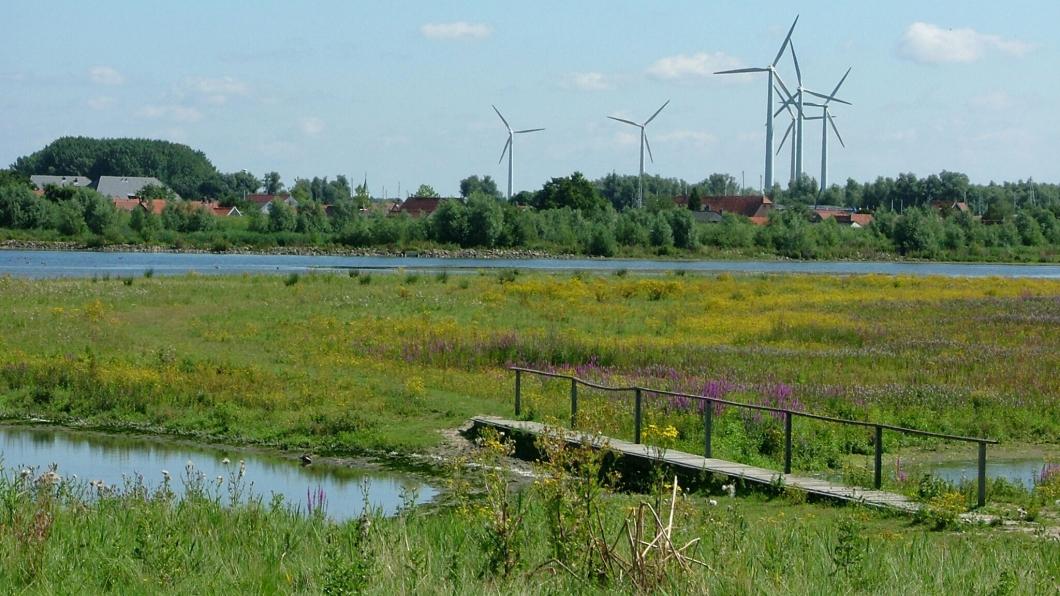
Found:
<box><xmin>0</xmin><ymin>271</ymin><xmax>1058</xmax><ymax>592</ymax></box>
<box><xmin>1</xmin><ymin>457</ymin><xmax>1058</xmax><ymax>594</ymax></box>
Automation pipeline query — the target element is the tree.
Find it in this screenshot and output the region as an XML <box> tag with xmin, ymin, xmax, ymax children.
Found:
<box><xmin>137</xmin><ymin>183</ymin><xmax>176</xmax><ymax>201</ymax></box>
<box><xmin>0</xmin><ymin>184</ymin><xmax>51</xmax><ymax>229</ymax></box>
<box><xmin>353</xmin><ymin>180</ymin><xmax>371</xmax><ymax>209</ymax></box>
<box><xmin>12</xmin><ymin>136</ymin><xmax>222</xmax><ymax>198</ymax></box>
<box><xmin>296</xmin><ymin>200</ymin><xmax>330</xmax><ymax>234</ymax></box>
<box><xmin>459</xmin><ymin>175</ymin><xmax>503</xmax><ymax>201</ymax></box>
<box><xmin>687</xmin><ymin>187</ymin><xmax>701</xmax><ymax>212</ymax></box>
<box><xmin>268</xmin><ymin>200</ymin><xmax>297</xmax><ymax>232</ymax></box>
<box><xmin>431</xmin><ymin>199</ymin><xmax>468</xmax><ymax>245</ymax></box>
<box><xmin>465</xmin><ymin>192</ymin><xmax>504</xmax><ymax>247</ymax></box>
<box><xmin>262</xmin><ymin>171</ymin><xmax>284</xmax><ymax>194</ymax></box>
<box><xmin>414</xmin><ymin>184</ymin><xmax>440</xmax><ymax>198</ymax></box>
<box><xmin>649</xmin><ymin>214</ymin><xmax>674</xmax><ymax>248</ymax></box>
<box><xmin>535</xmin><ymin>172</ymin><xmax>609</xmax><ymax>213</ymax></box>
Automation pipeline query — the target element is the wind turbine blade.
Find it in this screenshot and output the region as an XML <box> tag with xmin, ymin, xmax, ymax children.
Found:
<box><xmin>514</xmin><ymin>128</ymin><xmax>545</xmax><ymax>134</ymax></box>
<box><xmin>497</xmin><ymin>136</ymin><xmax>511</xmax><ymax>165</ymax></box>
<box><xmin>644</xmin><ymin>99</ymin><xmax>670</xmax><ymax>125</ymax></box>
<box><xmin>715</xmin><ymin>67</ymin><xmax>769</xmax><ymax>75</ymax></box>
<box><xmin>774</xmin><ymin>74</ymin><xmax>794</xmax><ymax>100</ymax></box>
<box><xmin>492</xmin><ymin>105</ymin><xmax>510</xmax><ymax>130</ymax></box>
<box><xmin>789</xmin><ymin>42</ymin><xmax>802</xmax><ymax>85</ymax></box>
<box><xmin>644</xmin><ymin>134</ymin><xmax>655</xmax><ymax>164</ymax></box>
<box><xmin>802</xmin><ymin>102</ymin><xmax>827</xmax><ymax>108</ymax></box>
<box><xmin>776</xmin><ymin>121</ymin><xmax>794</xmax><ymax>154</ymax></box>
<box><xmin>828</xmin><ymin>114</ymin><xmax>845</xmax><ymax>148</ymax></box>
<box><xmin>607</xmin><ymin>116</ymin><xmax>641</xmax><ymax>127</ymax></box>
<box><xmin>804</xmin><ymin>90</ymin><xmax>851</xmax><ymax>105</ymax></box>
<box><xmin>828</xmin><ymin>67</ymin><xmax>852</xmax><ymax>102</ymax></box>
<box><xmin>772</xmin><ymin>15</ymin><xmax>799</xmax><ymax>67</ymax></box>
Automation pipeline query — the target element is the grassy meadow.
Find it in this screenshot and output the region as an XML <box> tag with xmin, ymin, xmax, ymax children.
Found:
<box><xmin>0</xmin><ymin>269</ymin><xmax>1056</xmax><ymax>456</ymax></box>
<box><xmin>1</xmin><ymin>269</ymin><xmax>1060</xmax><ymax>593</ymax></box>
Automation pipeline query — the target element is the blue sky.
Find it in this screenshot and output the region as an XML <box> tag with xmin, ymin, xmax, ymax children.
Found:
<box><xmin>2</xmin><ymin>1</ymin><xmax>1058</xmax><ymax>197</ymax></box>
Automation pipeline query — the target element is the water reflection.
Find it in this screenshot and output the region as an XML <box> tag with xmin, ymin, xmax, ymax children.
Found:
<box><xmin>0</xmin><ymin>425</ymin><xmax>436</xmax><ymax>521</ymax></box>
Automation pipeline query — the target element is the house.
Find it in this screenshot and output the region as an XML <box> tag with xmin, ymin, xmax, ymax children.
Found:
<box><xmin>392</xmin><ymin>196</ymin><xmax>445</xmax><ymax>217</ymax></box>
<box><xmin>812</xmin><ymin>207</ymin><xmax>874</xmax><ymax>228</ymax></box>
<box><xmin>245</xmin><ymin>193</ymin><xmax>298</xmax><ymax>214</ymax></box>
<box><xmin>930</xmin><ymin>200</ymin><xmax>971</xmax><ymax>216</ymax></box>
<box><xmin>211</xmin><ymin>205</ymin><xmax>242</xmax><ymax>217</ymax></box>
<box><xmin>30</xmin><ymin>175</ymin><xmax>93</xmax><ymax>190</ymax></box>
<box><xmin>95</xmin><ymin>176</ymin><xmax>180</xmax><ymax>201</ymax></box>
<box><xmin>701</xmin><ymin>195</ymin><xmax>774</xmax><ymax>219</ymax></box>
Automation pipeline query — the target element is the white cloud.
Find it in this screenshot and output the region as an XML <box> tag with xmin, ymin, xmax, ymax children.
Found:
<box><xmin>646</xmin><ymin>52</ymin><xmax>746</xmax><ymax>81</ymax></box>
<box><xmin>137</xmin><ymin>104</ymin><xmax>203</xmax><ymax>123</ymax></box>
<box><xmin>657</xmin><ymin>130</ymin><xmax>717</xmax><ymax>146</ymax></box>
<box><xmin>89</xmin><ymin>66</ymin><xmax>124</xmax><ymax>85</ymax></box>
<box><xmin>898</xmin><ymin>22</ymin><xmax>1031</xmax><ymax>64</ymax></box>
<box><xmin>420</xmin><ymin>21</ymin><xmax>492</xmax><ymax>41</ymax></box>
<box><xmin>86</xmin><ymin>96</ymin><xmax>114</xmax><ymax>110</ymax></box>
<box><xmin>299</xmin><ymin>116</ymin><xmax>325</xmax><ymax>135</ymax></box>
<box><xmin>568</xmin><ymin>72</ymin><xmax>613</xmax><ymax>91</ymax></box>
<box><xmin>183</xmin><ymin>76</ymin><xmax>249</xmax><ymax>105</ymax></box>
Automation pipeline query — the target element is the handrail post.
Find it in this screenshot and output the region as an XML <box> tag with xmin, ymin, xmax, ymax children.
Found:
<box><xmin>977</xmin><ymin>441</ymin><xmax>987</xmax><ymax>508</ymax></box>
<box><xmin>514</xmin><ymin>369</ymin><xmax>522</xmax><ymax>417</ymax></box>
<box><xmin>783</xmin><ymin>411</ymin><xmax>793</xmax><ymax>474</ymax></box>
<box><xmin>570</xmin><ymin>378</ymin><xmax>578</xmax><ymax>429</ymax></box>
<box><xmin>634</xmin><ymin>388</ymin><xmax>643</xmax><ymax>444</ymax></box>
<box><xmin>874</xmin><ymin>425</ymin><xmax>883</xmax><ymax>489</ymax></box>
<box><xmin>703</xmin><ymin>400</ymin><xmax>713</xmax><ymax>458</ymax></box>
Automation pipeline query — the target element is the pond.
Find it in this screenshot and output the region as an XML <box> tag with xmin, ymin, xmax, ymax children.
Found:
<box><xmin>1</xmin><ymin>249</ymin><xmax>1059</xmax><ymax>279</ymax></box>
<box><xmin>926</xmin><ymin>458</ymin><xmax>1049</xmax><ymax>491</ymax></box>
<box><xmin>0</xmin><ymin>425</ymin><xmax>438</xmax><ymax>521</ymax></box>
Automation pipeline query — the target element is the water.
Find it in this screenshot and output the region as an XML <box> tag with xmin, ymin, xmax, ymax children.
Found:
<box><xmin>925</xmin><ymin>458</ymin><xmax>1048</xmax><ymax>490</ymax></box>
<box><xmin>1</xmin><ymin>249</ymin><xmax>1058</xmax><ymax>279</ymax></box>
<box><xmin>0</xmin><ymin>425</ymin><xmax>437</xmax><ymax>521</ymax></box>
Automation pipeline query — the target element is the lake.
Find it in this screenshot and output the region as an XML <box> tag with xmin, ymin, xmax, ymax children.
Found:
<box><xmin>1</xmin><ymin>249</ymin><xmax>1058</xmax><ymax>278</ymax></box>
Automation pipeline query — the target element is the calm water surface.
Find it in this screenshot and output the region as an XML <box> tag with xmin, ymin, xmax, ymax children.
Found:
<box><xmin>0</xmin><ymin>425</ymin><xmax>437</xmax><ymax>521</ymax></box>
<box><xmin>1</xmin><ymin>250</ymin><xmax>1058</xmax><ymax>278</ymax></box>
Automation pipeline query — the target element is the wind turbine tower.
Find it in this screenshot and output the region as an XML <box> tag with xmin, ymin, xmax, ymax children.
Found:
<box><xmin>806</xmin><ymin>67</ymin><xmax>851</xmax><ymax>193</ymax></box>
<box><xmin>493</xmin><ymin>105</ymin><xmax>544</xmax><ymax>201</ymax></box>
<box><xmin>607</xmin><ymin>100</ymin><xmax>670</xmax><ymax>208</ymax></box>
<box><xmin>714</xmin><ymin>16</ymin><xmax>798</xmax><ymax>193</ymax></box>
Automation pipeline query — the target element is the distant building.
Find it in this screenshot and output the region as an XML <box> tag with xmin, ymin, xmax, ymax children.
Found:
<box><xmin>245</xmin><ymin>193</ymin><xmax>297</xmax><ymax>214</ymax></box>
<box><xmin>95</xmin><ymin>176</ymin><xmax>180</xmax><ymax>200</ymax></box>
<box><xmin>930</xmin><ymin>200</ymin><xmax>971</xmax><ymax>216</ymax></box>
<box><xmin>30</xmin><ymin>175</ymin><xmax>93</xmax><ymax>190</ymax></box>
<box><xmin>392</xmin><ymin>196</ymin><xmax>446</xmax><ymax>217</ymax></box>
<box><xmin>112</xmin><ymin>198</ymin><xmax>167</xmax><ymax>215</ymax></box>
<box><xmin>811</xmin><ymin>207</ymin><xmax>874</xmax><ymax>228</ymax></box>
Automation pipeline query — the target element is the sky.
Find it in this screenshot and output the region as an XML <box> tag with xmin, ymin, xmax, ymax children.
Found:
<box><xmin>2</xmin><ymin>1</ymin><xmax>1059</xmax><ymax>197</ymax></box>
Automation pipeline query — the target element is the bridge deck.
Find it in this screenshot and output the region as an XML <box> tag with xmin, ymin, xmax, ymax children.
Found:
<box><xmin>472</xmin><ymin>416</ymin><xmax>920</xmax><ymax>513</ymax></box>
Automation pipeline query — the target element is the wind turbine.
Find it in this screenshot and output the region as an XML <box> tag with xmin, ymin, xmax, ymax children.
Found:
<box><xmin>493</xmin><ymin>105</ymin><xmax>544</xmax><ymax>201</ymax></box>
<box><xmin>714</xmin><ymin>15</ymin><xmax>798</xmax><ymax>193</ymax></box>
<box><xmin>805</xmin><ymin>67</ymin><xmax>851</xmax><ymax>195</ymax></box>
<box><xmin>787</xmin><ymin>43</ymin><xmax>851</xmax><ymax>180</ymax></box>
<box><xmin>774</xmin><ymin>95</ymin><xmax>798</xmax><ymax>184</ymax></box>
<box><xmin>607</xmin><ymin>100</ymin><xmax>670</xmax><ymax>208</ymax></box>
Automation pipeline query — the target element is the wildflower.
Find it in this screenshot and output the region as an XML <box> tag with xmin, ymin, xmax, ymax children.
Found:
<box><xmin>708</xmin><ymin>499</ymin><xmax>719</xmax><ymax>507</ymax></box>
<box><xmin>722</xmin><ymin>483</ymin><xmax>736</xmax><ymax>498</ymax></box>
<box><xmin>216</xmin><ymin>476</ymin><xmax>224</xmax><ymax>486</ymax></box>
<box><xmin>221</xmin><ymin>458</ymin><xmax>230</xmax><ymax>465</ymax></box>
<box><xmin>161</xmin><ymin>469</ymin><xmax>171</xmax><ymax>481</ymax></box>
<box><xmin>19</xmin><ymin>468</ymin><xmax>31</xmax><ymax>480</ymax></box>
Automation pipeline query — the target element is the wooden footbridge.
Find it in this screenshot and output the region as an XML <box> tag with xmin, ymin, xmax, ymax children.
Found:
<box><xmin>475</xmin><ymin>367</ymin><xmax>1001</xmax><ymax>513</ymax></box>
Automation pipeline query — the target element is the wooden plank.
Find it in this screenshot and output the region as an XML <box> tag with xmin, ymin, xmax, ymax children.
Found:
<box><xmin>471</xmin><ymin>417</ymin><xmax>921</xmax><ymax>513</ymax></box>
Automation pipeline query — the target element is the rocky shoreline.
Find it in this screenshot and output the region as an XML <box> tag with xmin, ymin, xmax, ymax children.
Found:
<box><xmin>0</xmin><ymin>239</ymin><xmax>570</xmax><ymax>260</ymax></box>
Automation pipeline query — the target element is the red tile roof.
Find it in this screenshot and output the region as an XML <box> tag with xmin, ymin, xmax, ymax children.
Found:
<box><xmin>112</xmin><ymin>198</ymin><xmax>166</xmax><ymax>214</ymax></box>
<box><xmin>701</xmin><ymin>195</ymin><xmax>774</xmax><ymax>218</ymax></box>
<box><xmin>245</xmin><ymin>193</ymin><xmax>291</xmax><ymax>205</ymax></box>
<box><xmin>394</xmin><ymin>196</ymin><xmax>444</xmax><ymax>217</ymax></box>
